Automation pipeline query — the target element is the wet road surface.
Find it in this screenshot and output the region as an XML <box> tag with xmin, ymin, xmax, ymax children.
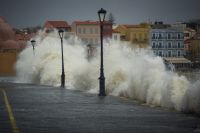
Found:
<box><xmin>0</xmin><ymin>82</ymin><xmax>200</xmax><ymax>133</ymax></box>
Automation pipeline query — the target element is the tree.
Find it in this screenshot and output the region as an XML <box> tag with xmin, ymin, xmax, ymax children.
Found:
<box><xmin>107</xmin><ymin>13</ymin><xmax>115</xmax><ymax>24</ymax></box>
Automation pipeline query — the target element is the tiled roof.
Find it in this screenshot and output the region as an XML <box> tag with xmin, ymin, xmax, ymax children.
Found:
<box><xmin>123</xmin><ymin>25</ymin><xmax>141</xmax><ymax>28</ymax></box>
<box><xmin>112</xmin><ymin>29</ymin><xmax>120</xmax><ymax>33</ymax></box>
<box><xmin>74</xmin><ymin>20</ymin><xmax>112</xmax><ymax>25</ymax></box>
<box><xmin>74</xmin><ymin>21</ymin><xmax>98</xmax><ymax>25</ymax></box>
<box><xmin>45</xmin><ymin>21</ymin><xmax>70</xmax><ymax>28</ymax></box>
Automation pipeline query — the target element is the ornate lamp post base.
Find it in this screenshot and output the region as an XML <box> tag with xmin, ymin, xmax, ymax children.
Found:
<box><xmin>61</xmin><ymin>73</ymin><xmax>65</xmax><ymax>88</ymax></box>
<box><xmin>99</xmin><ymin>75</ymin><xmax>106</xmax><ymax>96</ymax></box>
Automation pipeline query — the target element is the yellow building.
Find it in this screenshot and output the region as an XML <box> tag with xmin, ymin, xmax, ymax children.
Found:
<box><xmin>188</xmin><ymin>33</ymin><xmax>200</xmax><ymax>62</ymax></box>
<box><xmin>114</xmin><ymin>23</ymin><xmax>150</xmax><ymax>48</ymax></box>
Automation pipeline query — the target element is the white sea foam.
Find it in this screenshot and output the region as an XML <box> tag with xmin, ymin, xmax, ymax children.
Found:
<box><xmin>15</xmin><ymin>31</ymin><xmax>200</xmax><ymax>114</ymax></box>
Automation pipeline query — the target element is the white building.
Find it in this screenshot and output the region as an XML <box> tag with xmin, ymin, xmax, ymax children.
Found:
<box><xmin>112</xmin><ymin>30</ymin><xmax>120</xmax><ymax>41</ymax></box>
<box><xmin>150</xmin><ymin>28</ymin><xmax>185</xmax><ymax>57</ymax></box>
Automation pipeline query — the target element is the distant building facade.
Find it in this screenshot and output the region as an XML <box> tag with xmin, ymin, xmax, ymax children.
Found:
<box><xmin>0</xmin><ymin>17</ymin><xmax>26</xmax><ymax>75</ymax></box>
<box><xmin>187</xmin><ymin>33</ymin><xmax>200</xmax><ymax>63</ymax></box>
<box><xmin>114</xmin><ymin>23</ymin><xmax>150</xmax><ymax>48</ymax></box>
<box><xmin>113</xmin><ymin>25</ymin><xmax>127</xmax><ymax>41</ymax></box>
<box><xmin>150</xmin><ymin>28</ymin><xmax>184</xmax><ymax>57</ymax></box>
<box><xmin>72</xmin><ymin>21</ymin><xmax>112</xmax><ymax>45</ymax></box>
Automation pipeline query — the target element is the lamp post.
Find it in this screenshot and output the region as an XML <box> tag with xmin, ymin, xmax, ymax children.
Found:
<box><xmin>30</xmin><ymin>40</ymin><xmax>36</xmax><ymax>56</ymax></box>
<box><xmin>98</xmin><ymin>8</ymin><xmax>107</xmax><ymax>96</ymax></box>
<box><xmin>58</xmin><ymin>29</ymin><xmax>65</xmax><ymax>88</ymax></box>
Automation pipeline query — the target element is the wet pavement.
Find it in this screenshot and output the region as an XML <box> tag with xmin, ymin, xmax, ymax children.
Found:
<box><xmin>0</xmin><ymin>82</ymin><xmax>200</xmax><ymax>133</ymax></box>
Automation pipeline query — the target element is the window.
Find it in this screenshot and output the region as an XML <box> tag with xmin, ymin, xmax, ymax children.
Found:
<box><xmin>83</xmin><ymin>28</ymin><xmax>86</xmax><ymax>34</ymax></box>
<box><xmin>178</xmin><ymin>42</ymin><xmax>181</xmax><ymax>48</ymax></box>
<box><xmin>95</xmin><ymin>28</ymin><xmax>98</xmax><ymax>34</ymax></box>
<box><xmin>168</xmin><ymin>42</ymin><xmax>172</xmax><ymax>48</ymax></box>
<box><xmin>177</xmin><ymin>33</ymin><xmax>181</xmax><ymax>39</ymax></box>
<box><xmin>152</xmin><ymin>42</ymin><xmax>156</xmax><ymax>48</ymax></box>
<box><xmin>90</xmin><ymin>28</ymin><xmax>93</xmax><ymax>34</ymax></box>
<box><xmin>152</xmin><ymin>33</ymin><xmax>155</xmax><ymax>39</ymax></box>
<box><xmin>159</xmin><ymin>51</ymin><xmax>162</xmax><ymax>56</ymax></box>
<box><xmin>114</xmin><ymin>35</ymin><xmax>118</xmax><ymax>40</ymax></box>
<box><xmin>158</xmin><ymin>33</ymin><xmax>162</xmax><ymax>39</ymax></box>
<box><xmin>178</xmin><ymin>51</ymin><xmax>181</xmax><ymax>57</ymax></box>
<box><xmin>78</xmin><ymin>28</ymin><xmax>82</xmax><ymax>34</ymax></box>
<box><xmin>167</xmin><ymin>33</ymin><xmax>171</xmax><ymax>39</ymax></box>
<box><xmin>159</xmin><ymin>42</ymin><xmax>162</xmax><ymax>48</ymax></box>
<box><xmin>168</xmin><ymin>51</ymin><xmax>171</xmax><ymax>57</ymax></box>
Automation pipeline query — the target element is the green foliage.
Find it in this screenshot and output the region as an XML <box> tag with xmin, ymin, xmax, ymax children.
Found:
<box><xmin>107</xmin><ymin>13</ymin><xmax>115</xmax><ymax>24</ymax></box>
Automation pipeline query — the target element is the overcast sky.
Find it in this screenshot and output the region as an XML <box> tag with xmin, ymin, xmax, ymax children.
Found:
<box><xmin>0</xmin><ymin>0</ymin><xmax>200</xmax><ymax>28</ymax></box>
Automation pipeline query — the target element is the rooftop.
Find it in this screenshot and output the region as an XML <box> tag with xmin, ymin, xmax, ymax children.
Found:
<box><xmin>45</xmin><ymin>21</ymin><xmax>71</xmax><ymax>28</ymax></box>
<box><xmin>73</xmin><ymin>20</ymin><xmax>112</xmax><ymax>25</ymax></box>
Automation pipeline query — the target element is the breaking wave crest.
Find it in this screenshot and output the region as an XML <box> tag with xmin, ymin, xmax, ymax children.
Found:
<box><xmin>15</xmin><ymin>31</ymin><xmax>200</xmax><ymax>114</ymax></box>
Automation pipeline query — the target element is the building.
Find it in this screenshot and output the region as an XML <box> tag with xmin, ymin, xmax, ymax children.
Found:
<box><xmin>150</xmin><ymin>22</ymin><xmax>193</xmax><ymax>70</ymax></box>
<box><xmin>151</xmin><ymin>21</ymin><xmax>171</xmax><ymax>29</ymax></box>
<box><xmin>184</xmin><ymin>21</ymin><xmax>200</xmax><ymax>31</ymax></box>
<box><xmin>0</xmin><ymin>17</ymin><xmax>24</xmax><ymax>75</ymax></box>
<box><xmin>0</xmin><ymin>17</ymin><xmax>15</xmax><ymax>42</ymax></box>
<box><xmin>44</xmin><ymin>21</ymin><xmax>71</xmax><ymax>32</ymax></box>
<box><xmin>72</xmin><ymin>20</ymin><xmax>112</xmax><ymax>45</ymax></box>
<box><xmin>171</xmin><ymin>22</ymin><xmax>196</xmax><ymax>41</ymax></box>
<box><xmin>114</xmin><ymin>23</ymin><xmax>150</xmax><ymax>48</ymax></box>
<box><xmin>187</xmin><ymin>33</ymin><xmax>200</xmax><ymax>64</ymax></box>
<box><xmin>171</xmin><ymin>21</ymin><xmax>187</xmax><ymax>31</ymax></box>
<box><xmin>150</xmin><ymin>28</ymin><xmax>184</xmax><ymax>57</ymax></box>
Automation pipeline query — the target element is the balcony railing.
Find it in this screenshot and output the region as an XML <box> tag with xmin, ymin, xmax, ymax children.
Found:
<box><xmin>152</xmin><ymin>37</ymin><xmax>184</xmax><ymax>40</ymax></box>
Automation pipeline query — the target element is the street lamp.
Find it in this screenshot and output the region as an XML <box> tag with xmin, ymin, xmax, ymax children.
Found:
<box><xmin>30</xmin><ymin>40</ymin><xmax>36</xmax><ymax>56</ymax></box>
<box><xmin>58</xmin><ymin>29</ymin><xmax>65</xmax><ymax>88</ymax></box>
<box><xmin>98</xmin><ymin>8</ymin><xmax>107</xmax><ymax>96</ymax></box>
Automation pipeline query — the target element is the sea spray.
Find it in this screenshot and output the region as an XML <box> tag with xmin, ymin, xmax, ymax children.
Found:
<box><xmin>15</xmin><ymin>31</ymin><xmax>200</xmax><ymax>114</ymax></box>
